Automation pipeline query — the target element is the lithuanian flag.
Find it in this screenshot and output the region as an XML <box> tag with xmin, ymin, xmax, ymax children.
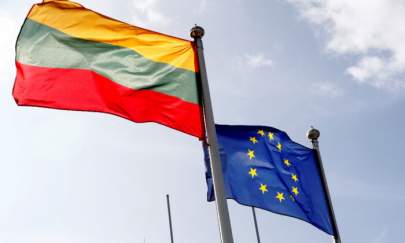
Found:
<box><xmin>13</xmin><ymin>0</ymin><xmax>204</xmax><ymax>138</ymax></box>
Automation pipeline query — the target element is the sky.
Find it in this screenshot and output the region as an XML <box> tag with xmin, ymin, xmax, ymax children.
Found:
<box><xmin>1</xmin><ymin>0</ymin><xmax>405</xmax><ymax>242</ymax></box>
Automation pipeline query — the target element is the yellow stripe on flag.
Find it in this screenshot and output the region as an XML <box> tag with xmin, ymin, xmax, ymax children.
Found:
<box><xmin>28</xmin><ymin>0</ymin><xmax>197</xmax><ymax>72</ymax></box>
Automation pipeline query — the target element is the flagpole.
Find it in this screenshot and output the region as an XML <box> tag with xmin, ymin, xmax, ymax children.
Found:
<box><xmin>307</xmin><ymin>127</ymin><xmax>341</xmax><ymax>243</ymax></box>
<box><xmin>251</xmin><ymin>207</ymin><xmax>261</xmax><ymax>243</ymax></box>
<box><xmin>191</xmin><ymin>26</ymin><xmax>234</xmax><ymax>243</ymax></box>
<box><xmin>166</xmin><ymin>194</ymin><xmax>174</xmax><ymax>243</ymax></box>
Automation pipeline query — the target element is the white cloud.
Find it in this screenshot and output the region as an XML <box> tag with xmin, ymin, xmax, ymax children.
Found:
<box><xmin>242</xmin><ymin>53</ymin><xmax>273</xmax><ymax>68</ymax></box>
<box><xmin>288</xmin><ymin>0</ymin><xmax>405</xmax><ymax>90</ymax></box>
<box><xmin>347</xmin><ymin>56</ymin><xmax>386</xmax><ymax>82</ymax></box>
<box><xmin>131</xmin><ymin>0</ymin><xmax>171</xmax><ymax>29</ymax></box>
<box><xmin>311</xmin><ymin>82</ymin><xmax>344</xmax><ymax>98</ymax></box>
<box><xmin>346</xmin><ymin>56</ymin><xmax>405</xmax><ymax>89</ymax></box>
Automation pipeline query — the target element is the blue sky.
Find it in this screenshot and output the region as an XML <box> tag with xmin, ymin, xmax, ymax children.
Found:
<box><xmin>0</xmin><ymin>0</ymin><xmax>404</xmax><ymax>242</ymax></box>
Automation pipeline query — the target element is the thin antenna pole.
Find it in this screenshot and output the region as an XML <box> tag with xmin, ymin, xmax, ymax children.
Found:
<box><xmin>166</xmin><ymin>194</ymin><xmax>174</xmax><ymax>243</ymax></box>
<box><xmin>307</xmin><ymin>127</ymin><xmax>342</xmax><ymax>243</ymax></box>
<box><xmin>251</xmin><ymin>207</ymin><xmax>261</xmax><ymax>243</ymax></box>
<box><xmin>190</xmin><ymin>25</ymin><xmax>234</xmax><ymax>243</ymax></box>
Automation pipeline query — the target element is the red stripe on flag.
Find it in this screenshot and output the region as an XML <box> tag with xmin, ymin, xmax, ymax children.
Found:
<box><xmin>13</xmin><ymin>62</ymin><xmax>204</xmax><ymax>139</ymax></box>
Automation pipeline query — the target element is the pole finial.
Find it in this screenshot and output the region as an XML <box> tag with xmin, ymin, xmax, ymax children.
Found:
<box><xmin>307</xmin><ymin>127</ymin><xmax>320</xmax><ymax>141</ymax></box>
<box><xmin>190</xmin><ymin>25</ymin><xmax>205</xmax><ymax>39</ymax></box>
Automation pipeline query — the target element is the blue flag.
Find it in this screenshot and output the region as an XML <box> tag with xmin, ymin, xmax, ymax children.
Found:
<box><xmin>204</xmin><ymin>124</ymin><xmax>334</xmax><ymax>235</ymax></box>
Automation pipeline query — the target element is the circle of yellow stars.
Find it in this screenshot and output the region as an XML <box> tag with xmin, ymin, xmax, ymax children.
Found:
<box><xmin>246</xmin><ymin>128</ymin><xmax>301</xmax><ymax>204</ymax></box>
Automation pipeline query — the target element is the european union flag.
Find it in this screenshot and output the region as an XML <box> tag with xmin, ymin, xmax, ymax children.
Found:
<box><xmin>204</xmin><ymin>124</ymin><xmax>334</xmax><ymax>235</ymax></box>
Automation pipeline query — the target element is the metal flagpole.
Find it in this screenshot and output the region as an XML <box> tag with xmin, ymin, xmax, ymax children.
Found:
<box><xmin>166</xmin><ymin>194</ymin><xmax>174</xmax><ymax>243</ymax></box>
<box><xmin>251</xmin><ymin>207</ymin><xmax>261</xmax><ymax>243</ymax></box>
<box><xmin>190</xmin><ymin>26</ymin><xmax>234</xmax><ymax>243</ymax></box>
<box><xmin>307</xmin><ymin>127</ymin><xmax>342</xmax><ymax>243</ymax></box>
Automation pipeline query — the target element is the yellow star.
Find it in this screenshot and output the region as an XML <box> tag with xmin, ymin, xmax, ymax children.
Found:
<box><xmin>268</xmin><ymin>132</ymin><xmax>274</xmax><ymax>140</ymax></box>
<box><xmin>276</xmin><ymin>192</ymin><xmax>285</xmax><ymax>202</ymax></box>
<box><xmin>259</xmin><ymin>184</ymin><xmax>268</xmax><ymax>194</ymax></box>
<box><xmin>291</xmin><ymin>174</ymin><xmax>299</xmax><ymax>182</ymax></box>
<box><xmin>257</xmin><ymin>129</ymin><xmax>265</xmax><ymax>136</ymax></box>
<box><xmin>247</xmin><ymin>149</ymin><xmax>255</xmax><ymax>160</ymax></box>
<box><xmin>248</xmin><ymin>168</ymin><xmax>258</xmax><ymax>178</ymax></box>
<box><xmin>283</xmin><ymin>159</ymin><xmax>291</xmax><ymax>167</ymax></box>
<box><xmin>277</xmin><ymin>142</ymin><xmax>282</xmax><ymax>151</ymax></box>
<box><xmin>249</xmin><ymin>137</ymin><xmax>258</xmax><ymax>144</ymax></box>
<box><xmin>292</xmin><ymin>187</ymin><xmax>299</xmax><ymax>196</ymax></box>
